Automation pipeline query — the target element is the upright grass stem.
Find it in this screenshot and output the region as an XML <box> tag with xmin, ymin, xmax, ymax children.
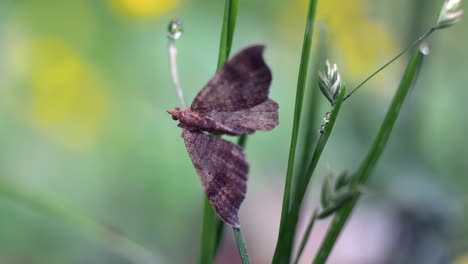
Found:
<box><xmin>273</xmin><ymin>1</ymin><xmax>319</xmax><ymax>262</ymax></box>
<box><xmin>199</xmin><ymin>198</ymin><xmax>220</xmax><ymax>264</ymax></box>
<box><xmin>295</xmin><ymin>24</ymin><xmax>329</xmax><ymax>192</ymax></box>
<box><xmin>199</xmin><ymin>1</ymin><xmax>241</xmax><ymax>263</ymax></box>
<box><xmin>217</xmin><ymin>3</ymin><xmax>252</xmax><ymax>262</ymax></box>
<box><xmin>279</xmin><ymin>85</ymin><xmax>345</xmax><ymax>263</ymax></box>
<box><xmin>313</xmin><ymin>45</ymin><xmax>428</xmax><ymax>264</ymax></box>
<box><xmin>293</xmin><ymin>210</ymin><xmax>318</xmax><ymax>264</ymax></box>
<box><xmin>216</xmin><ymin>0</ymin><xmax>239</xmax><ymax>70</ymax></box>
<box><xmin>233</xmin><ymin>227</ymin><xmax>251</xmax><ymax>264</ymax></box>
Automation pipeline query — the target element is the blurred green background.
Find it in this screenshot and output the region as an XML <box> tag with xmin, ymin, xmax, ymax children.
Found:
<box><xmin>0</xmin><ymin>0</ymin><xmax>467</xmax><ymax>263</ymax></box>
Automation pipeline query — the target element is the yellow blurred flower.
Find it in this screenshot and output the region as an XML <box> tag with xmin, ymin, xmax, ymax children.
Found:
<box><xmin>109</xmin><ymin>0</ymin><xmax>180</xmax><ymax>18</ymax></box>
<box><xmin>455</xmin><ymin>255</ymin><xmax>468</xmax><ymax>264</ymax></box>
<box><xmin>284</xmin><ymin>0</ymin><xmax>399</xmax><ymax>94</ymax></box>
<box><xmin>28</xmin><ymin>38</ymin><xmax>107</xmax><ymax>150</ymax></box>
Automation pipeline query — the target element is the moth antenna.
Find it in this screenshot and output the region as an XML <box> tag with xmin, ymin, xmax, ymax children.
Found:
<box><xmin>167</xmin><ymin>19</ymin><xmax>187</xmax><ymax>108</ymax></box>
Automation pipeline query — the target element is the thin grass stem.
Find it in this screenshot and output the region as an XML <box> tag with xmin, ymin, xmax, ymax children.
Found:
<box><xmin>199</xmin><ymin>198</ymin><xmax>220</xmax><ymax>264</ymax></box>
<box><xmin>199</xmin><ymin>1</ymin><xmax>240</xmax><ymax>263</ymax></box>
<box><xmin>293</xmin><ymin>210</ymin><xmax>318</xmax><ymax>264</ymax></box>
<box><xmin>237</xmin><ymin>135</ymin><xmax>248</xmax><ymax>148</ymax></box>
<box><xmin>233</xmin><ymin>227</ymin><xmax>251</xmax><ymax>264</ymax></box>
<box><xmin>343</xmin><ymin>27</ymin><xmax>434</xmax><ymax>101</ymax></box>
<box><xmin>313</xmin><ymin>45</ymin><xmax>428</xmax><ymax>264</ymax></box>
<box><xmin>273</xmin><ymin>1</ymin><xmax>319</xmax><ymax>263</ymax></box>
<box><xmin>294</xmin><ymin>24</ymin><xmax>329</xmax><ymax>198</ymax></box>
<box><xmin>216</xmin><ymin>0</ymin><xmax>239</xmax><ymax>70</ymax></box>
<box><xmin>277</xmin><ymin>85</ymin><xmax>345</xmax><ymax>263</ymax></box>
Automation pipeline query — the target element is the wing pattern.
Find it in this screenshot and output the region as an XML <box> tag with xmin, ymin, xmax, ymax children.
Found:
<box><xmin>182</xmin><ymin>129</ymin><xmax>248</xmax><ymax>227</ymax></box>
<box><xmin>191</xmin><ymin>45</ymin><xmax>272</xmax><ymax>112</ymax></box>
<box><xmin>203</xmin><ymin>99</ymin><xmax>279</xmax><ymax>135</ymax></box>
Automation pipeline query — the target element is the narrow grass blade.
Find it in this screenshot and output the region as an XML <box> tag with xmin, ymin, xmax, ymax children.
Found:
<box><xmin>237</xmin><ymin>135</ymin><xmax>248</xmax><ymax>148</ymax></box>
<box><xmin>295</xmin><ymin>24</ymin><xmax>329</xmax><ymax>193</ymax></box>
<box><xmin>233</xmin><ymin>227</ymin><xmax>251</xmax><ymax>264</ymax></box>
<box><xmin>293</xmin><ymin>210</ymin><xmax>318</xmax><ymax>264</ymax></box>
<box><xmin>313</xmin><ymin>45</ymin><xmax>428</xmax><ymax>264</ymax></box>
<box><xmin>216</xmin><ymin>0</ymin><xmax>239</xmax><ymax>70</ymax></box>
<box><xmin>0</xmin><ymin>178</ymin><xmax>156</xmax><ymax>263</ymax></box>
<box><xmin>295</xmin><ymin>85</ymin><xmax>346</xmax><ymax>207</ymax></box>
<box><xmin>200</xmin><ymin>198</ymin><xmax>221</xmax><ymax>264</ymax></box>
<box><xmin>277</xmin><ymin>86</ymin><xmax>346</xmax><ymax>262</ymax></box>
<box><xmin>199</xmin><ymin>1</ymin><xmax>239</xmax><ymax>263</ymax></box>
<box><xmin>273</xmin><ymin>0</ymin><xmax>319</xmax><ymax>262</ymax></box>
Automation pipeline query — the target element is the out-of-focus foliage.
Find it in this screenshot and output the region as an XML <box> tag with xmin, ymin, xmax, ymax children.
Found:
<box><xmin>28</xmin><ymin>38</ymin><xmax>107</xmax><ymax>149</ymax></box>
<box><xmin>0</xmin><ymin>0</ymin><xmax>467</xmax><ymax>263</ymax></box>
<box><xmin>456</xmin><ymin>255</ymin><xmax>468</xmax><ymax>264</ymax></box>
<box><xmin>283</xmin><ymin>0</ymin><xmax>401</xmax><ymax>96</ymax></box>
<box><xmin>109</xmin><ymin>0</ymin><xmax>180</xmax><ymax>18</ymax></box>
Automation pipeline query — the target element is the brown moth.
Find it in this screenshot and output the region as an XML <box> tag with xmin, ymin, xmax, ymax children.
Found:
<box><xmin>167</xmin><ymin>45</ymin><xmax>279</xmax><ymax>227</ymax></box>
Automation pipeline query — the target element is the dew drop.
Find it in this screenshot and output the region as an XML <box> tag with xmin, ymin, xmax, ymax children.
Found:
<box><xmin>420</xmin><ymin>43</ymin><xmax>430</xmax><ymax>55</ymax></box>
<box><xmin>168</xmin><ymin>19</ymin><xmax>184</xmax><ymax>40</ymax></box>
<box><xmin>319</xmin><ymin>124</ymin><xmax>327</xmax><ymax>134</ymax></box>
<box><xmin>323</xmin><ymin>112</ymin><xmax>331</xmax><ymax>123</ymax></box>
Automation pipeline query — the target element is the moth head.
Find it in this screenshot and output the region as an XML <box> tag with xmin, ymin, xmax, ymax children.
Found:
<box><xmin>167</xmin><ymin>107</ymin><xmax>182</xmax><ymax>120</ymax></box>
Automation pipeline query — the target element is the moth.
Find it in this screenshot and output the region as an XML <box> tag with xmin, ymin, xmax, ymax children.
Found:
<box><xmin>167</xmin><ymin>45</ymin><xmax>279</xmax><ymax>227</ymax></box>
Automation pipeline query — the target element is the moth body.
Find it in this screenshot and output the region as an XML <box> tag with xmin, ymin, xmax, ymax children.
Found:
<box><xmin>166</xmin><ymin>45</ymin><xmax>278</xmax><ymax>227</ymax></box>
<box><xmin>168</xmin><ymin>108</ymin><xmax>205</xmax><ymax>128</ymax></box>
<box><xmin>167</xmin><ymin>108</ymin><xmax>223</xmax><ymax>133</ymax></box>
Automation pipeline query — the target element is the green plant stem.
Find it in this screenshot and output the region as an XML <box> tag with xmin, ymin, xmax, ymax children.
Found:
<box><xmin>200</xmin><ymin>198</ymin><xmax>220</xmax><ymax>264</ymax></box>
<box><xmin>295</xmin><ymin>24</ymin><xmax>329</xmax><ymax>193</ymax></box>
<box><xmin>233</xmin><ymin>227</ymin><xmax>251</xmax><ymax>264</ymax></box>
<box><xmin>216</xmin><ymin>0</ymin><xmax>239</xmax><ymax>69</ymax></box>
<box><xmin>293</xmin><ymin>210</ymin><xmax>318</xmax><ymax>264</ymax></box>
<box><xmin>214</xmin><ymin>219</ymin><xmax>225</xmax><ymax>253</ymax></box>
<box><xmin>273</xmin><ymin>1</ymin><xmax>318</xmax><ymax>263</ymax></box>
<box><xmin>0</xmin><ymin>178</ymin><xmax>155</xmax><ymax>263</ymax></box>
<box><xmin>277</xmin><ymin>86</ymin><xmax>345</xmax><ymax>263</ymax></box>
<box><xmin>199</xmin><ymin>1</ymin><xmax>239</xmax><ymax>263</ymax></box>
<box><xmin>313</xmin><ymin>46</ymin><xmax>427</xmax><ymax>264</ymax></box>
<box><xmin>343</xmin><ymin>27</ymin><xmax>434</xmax><ymax>101</ymax></box>
<box><xmin>237</xmin><ymin>135</ymin><xmax>247</xmax><ymax>148</ymax></box>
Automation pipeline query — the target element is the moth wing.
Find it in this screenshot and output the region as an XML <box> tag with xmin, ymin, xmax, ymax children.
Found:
<box><xmin>182</xmin><ymin>129</ymin><xmax>249</xmax><ymax>227</ymax></box>
<box><xmin>191</xmin><ymin>45</ymin><xmax>272</xmax><ymax>112</ymax></box>
<box><xmin>203</xmin><ymin>99</ymin><xmax>279</xmax><ymax>135</ymax></box>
